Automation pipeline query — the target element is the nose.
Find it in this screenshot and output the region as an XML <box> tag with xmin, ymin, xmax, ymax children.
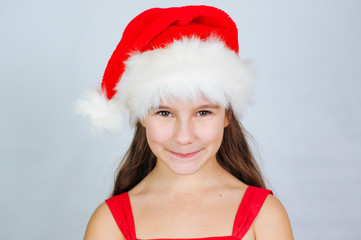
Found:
<box><xmin>173</xmin><ymin>118</ymin><xmax>195</xmax><ymax>145</ymax></box>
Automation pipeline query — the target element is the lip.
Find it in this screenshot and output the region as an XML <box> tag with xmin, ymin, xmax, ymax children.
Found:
<box><xmin>169</xmin><ymin>150</ymin><xmax>201</xmax><ymax>158</ymax></box>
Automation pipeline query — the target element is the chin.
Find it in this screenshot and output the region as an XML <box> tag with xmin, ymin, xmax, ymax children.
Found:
<box><xmin>169</xmin><ymin>164</ymin><xmax>202</xmax><ymax>175</ymax></box>
<box><xmin>155</xmin><ymin>149</ymin><xmax>217</xmax><ymax>176</ymax></box>
<box><xmin>165</xmin><ymin>156</ymin><xmax>208</xmax><ymax>175</ymax></box>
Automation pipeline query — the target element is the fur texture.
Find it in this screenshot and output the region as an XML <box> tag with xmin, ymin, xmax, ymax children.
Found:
<box><xmin>73</xmin><ymin>86</ymin><xmax>126</xmax><ymax>136</ymax></box>
<box><xmin>118</xmin><ymin>37</ymin><xmax>254</xmax><ymax>125</ymax></box>
<box><xmin>74</xmin><ymin>37</ymin><xmax>254</xmax><ymax>135</ymax></box>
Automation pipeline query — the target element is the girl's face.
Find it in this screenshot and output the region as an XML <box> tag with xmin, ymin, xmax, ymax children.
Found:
<box><xmin>141</xmin><ymin>97</ymin><xmax>230</xmax><ymax>175</ymax></box>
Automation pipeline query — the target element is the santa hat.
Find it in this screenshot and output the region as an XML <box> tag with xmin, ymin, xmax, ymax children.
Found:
<box><xmin>74</xmin><ymin>5</ymin><xmax>254</xmax><ymax>135</ymax></box>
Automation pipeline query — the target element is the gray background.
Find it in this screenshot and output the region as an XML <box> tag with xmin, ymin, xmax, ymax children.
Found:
<box><xmin>1</xmin><ymin>0</ymin><xmax>360</xmax><ymax>239</ymax></box>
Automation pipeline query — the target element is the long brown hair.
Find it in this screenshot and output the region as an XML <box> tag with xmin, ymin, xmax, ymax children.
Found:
<box><xmin>111</xmin><ymin>113</ymin><xmax>265</xmax><ymax>196</ymax></box>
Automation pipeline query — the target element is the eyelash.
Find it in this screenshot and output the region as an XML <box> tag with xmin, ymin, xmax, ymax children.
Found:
<box><xmin>155</xmin><ymin>110</ymin><xmax>211</xmax><ymax>117</ymax></box>
<box><xmin>196</xmin><ymin>110</ymin><xmax>211</xmax><ymax>116</ymax></box>
<box><xmin>156</xmin><ymin>111</ymin><xmax>173</xmax><ymax>117</ymax></box>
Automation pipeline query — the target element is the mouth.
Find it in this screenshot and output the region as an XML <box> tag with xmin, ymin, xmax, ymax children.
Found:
<box><xmin>169</xmin><ymin>150</ymin><xmax>201</xmax><ymax>158</ymax></box>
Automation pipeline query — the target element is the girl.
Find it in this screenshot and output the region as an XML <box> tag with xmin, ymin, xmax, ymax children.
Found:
<box><xmin>75</xmin><ymin>5</ymin><xmax>293</xmax><ymax>240</ymax></box>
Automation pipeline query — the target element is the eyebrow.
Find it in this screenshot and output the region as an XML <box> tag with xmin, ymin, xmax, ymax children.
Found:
<box><xmin>196</xmin><ymin>104</ymin><xmax>221</xmax><ymax>109</ymax></box>
<box><xmin>156</xmin><ymin>104</ymin><xmax>221</xmax><ymax>110</ymax></box>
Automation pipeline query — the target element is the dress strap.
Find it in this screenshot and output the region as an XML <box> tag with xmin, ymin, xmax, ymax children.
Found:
<box><xmin>105</xmin><ymin>193</ymin><xmax>136</xmax><ymax>240</ymax></box>
<box><xmin>232</xmin><ymin>186</ymin><xmax>273</xmax><ymax>239</ymax></box>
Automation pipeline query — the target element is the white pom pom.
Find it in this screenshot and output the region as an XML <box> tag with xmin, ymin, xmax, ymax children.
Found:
<box><xmin>73</xmin><ymin>86</ymin><xmax>125</xmax><ymax>136</ymax></box>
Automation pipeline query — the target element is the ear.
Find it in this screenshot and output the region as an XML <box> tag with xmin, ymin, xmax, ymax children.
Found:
<box><xmin>140</xmin><ymin>120</ymin><xmax>146</xmax><ymax>127</ymax></box>
<box><xmin>224</xmin><ymin>108</ymin><xmax>232</xmax><ymax>127</ymax></box>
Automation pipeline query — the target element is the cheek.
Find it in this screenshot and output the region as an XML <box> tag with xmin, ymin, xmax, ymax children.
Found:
<box><xmin>146</xmin><ymin>122</ymin><xmax>173</xmax><ymax>145</ymax></box>
<box><xmin>196</xmin><ymin>120</ymin><xmax>225</xmax><ymax>145</ymax></box>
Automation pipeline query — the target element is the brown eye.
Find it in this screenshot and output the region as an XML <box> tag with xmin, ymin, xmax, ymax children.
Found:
<box><xmin>157</xmin><ymin>111</ymin><xmax>173</xmax><ymax>117</ymax></box>
<box><xmin>196</xmin><ymin>111</ymin><xmax>211</xmax><ymax>117</ymax></box>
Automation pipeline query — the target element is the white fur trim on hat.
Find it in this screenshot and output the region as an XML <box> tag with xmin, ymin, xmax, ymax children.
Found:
<box><xmin>74</xmin><ymin>37</ymin><xmax>254</xmax><ymax>135</ymax></box>
<box><xmin>73</xmin><ymin>86</ymin><xmax>126</xmax><ymax>136</ymax></box>
<box><xmin>117</xmin><ymin>37</ymin><xmax>254</xmax><ymax>126</ymax></box>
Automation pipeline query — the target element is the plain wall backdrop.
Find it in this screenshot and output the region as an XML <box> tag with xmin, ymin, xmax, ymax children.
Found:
<box><xmin>1</xmin><ymin>0</ymin><xmax>360</xmax><ymax>239</ymax></box>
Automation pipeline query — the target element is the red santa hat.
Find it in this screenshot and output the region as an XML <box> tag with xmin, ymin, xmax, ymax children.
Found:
<box><xmin>74</xmin><ymin>5</ymin><xmax>254</xmax><ymax>135</ymax></box>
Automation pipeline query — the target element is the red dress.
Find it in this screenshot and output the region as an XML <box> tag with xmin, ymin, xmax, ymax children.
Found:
<box><xmin>106</xmin><ymin>186</ymin><xmax>272</xmax><ymax>240</ymax></box>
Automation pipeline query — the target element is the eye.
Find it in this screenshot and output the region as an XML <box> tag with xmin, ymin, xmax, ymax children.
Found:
<box><xmin>156</xmin><ymin>111</ymin><xmax>173</xmax><ymax>117</ymax></box>
<box><xmin>196</xmin><ymin>110</ymin><xmax>211</xmax><ymax>117</ymax></box>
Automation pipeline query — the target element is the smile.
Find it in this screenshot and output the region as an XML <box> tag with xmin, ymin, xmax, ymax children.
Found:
<box><xmin>169</xmin><ymin>150</ymin><xmax>201</xmax><ymax>158</ymax></box>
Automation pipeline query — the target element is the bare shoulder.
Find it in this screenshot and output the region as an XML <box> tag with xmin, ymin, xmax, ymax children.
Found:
<box><xmin>254</xmin><ymin>194</ymin><xmax>294</xmax><ymax>240</ymax></box>
<box><xmin>84</xmin><ymin>202</ymin><xmax>124</xmax><ymax>240</ymax></box>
